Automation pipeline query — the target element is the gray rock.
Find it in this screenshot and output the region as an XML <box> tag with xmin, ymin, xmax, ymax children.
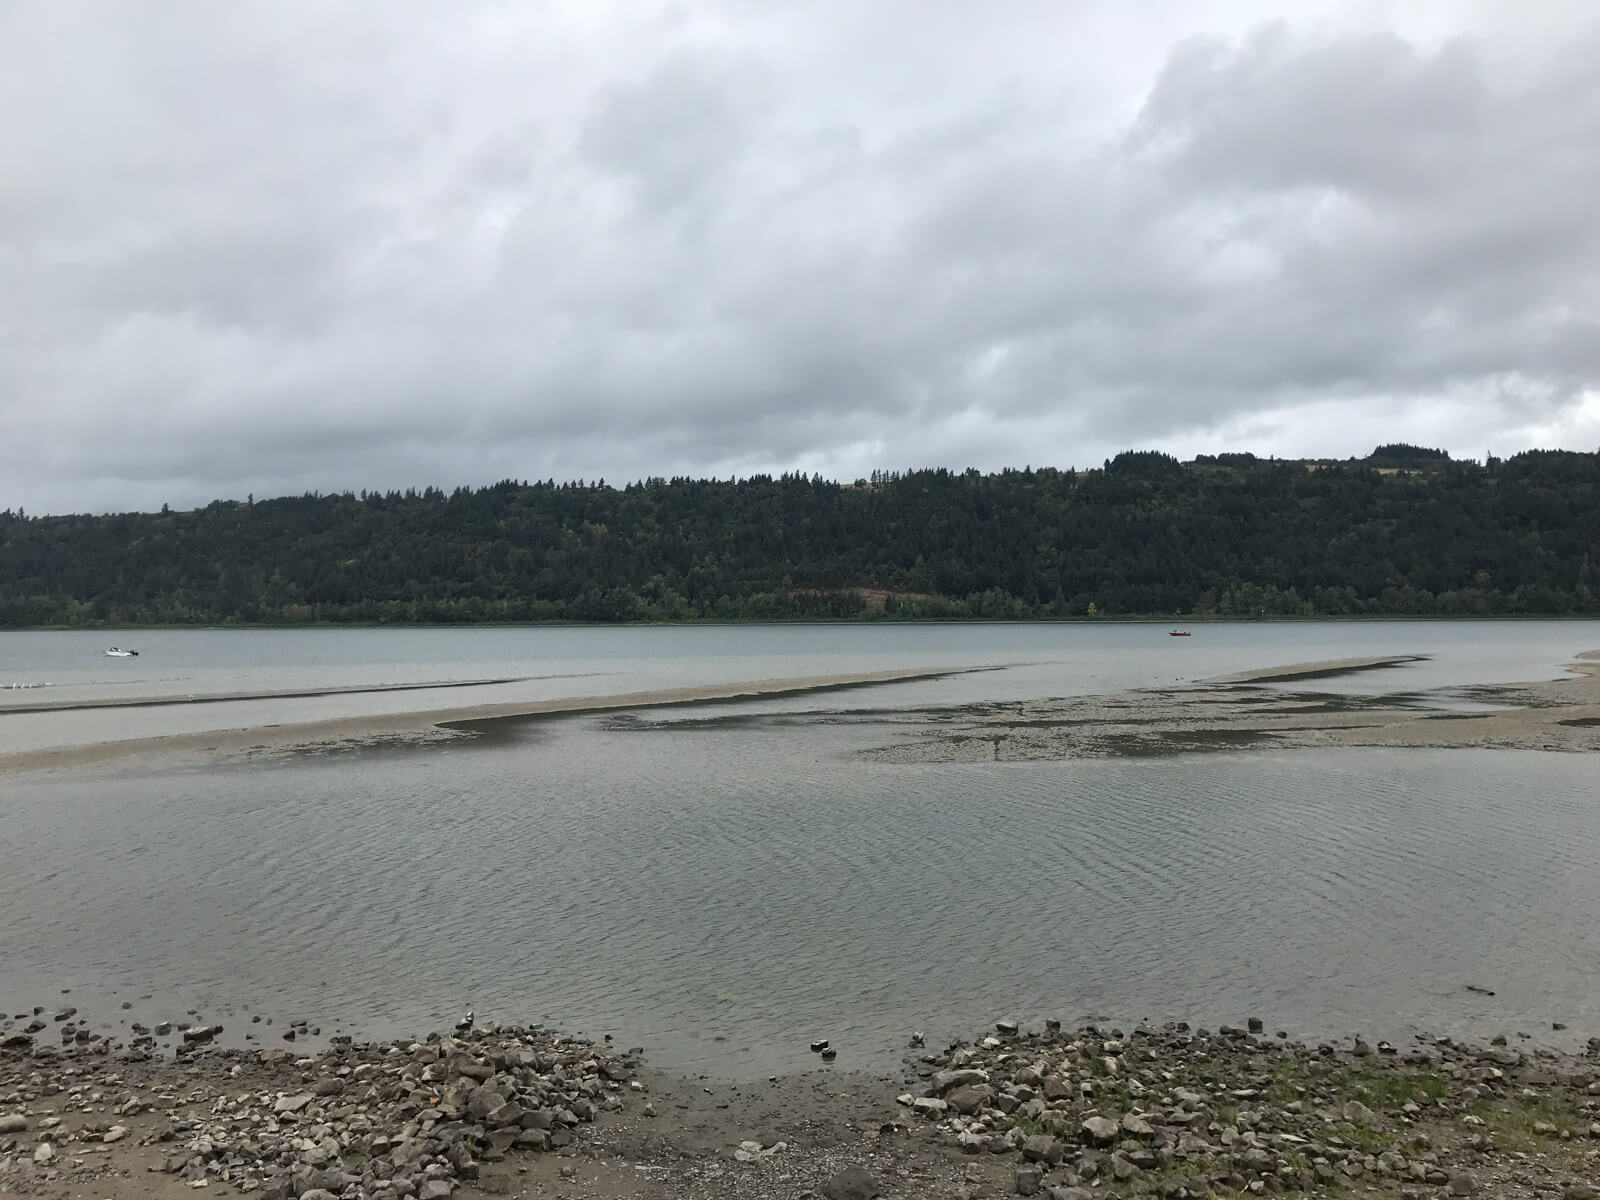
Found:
<box><xmin>1081</xmin><ymin>1115</ymin><xmax>1119</xmax><ymax>1144</ymax></box>
<box><xmin>1448</xmin><ymin>1173</ymin><xmax>1478</xmax><ymax>1196</ymax></box>
<box><xmin>823</xmin><ymin>1166</ymin><xmax>879</xmax><ymax>1200</ymax></box>
<box><xmin>1021</xmin><ymin>1134</ymin><xmax>1063</xmax><ymax>1165</ymax></box>
<box><xmin>1343</xmin><ymin>1099</ymin><xmax>1376</xmax><ymax>1126</ymax></box>
<box><xmin>1120</xmin><ymin>1112</ymin><xmax>1154</xmax><ymax>1138</ymax></box>
<box><xmin>419</xmin><ymin>1183</ymin><xmax>453</xmax><ymax>1200</ymax></box>
<box><xmin>1014</xmin><ymin>1163</ymin><xmax>1044</xmax><ymax>1195</ymax></box>
<box><xmin>465</xmin><ymin>1086</ymin><xmax>504</xmax><ymax>1121</ymax></box>
<box><xmin>946</xmin><ymin>1084</ymin><xmax>995</xmax><ymax>1115</ymax></box>
<box><xmin>273</xmin><ymin>1093</ymin><xmax>315</xmax><ymax>1115</ymax></box>
<box><xmin>931</xmin><ymin>1067</ymin><xmax>988</xmax><ymax>1094</ymax></box>
<box><xmin>33</xmin><ymin>1142</ymin><xmax>54</xmax><ymax>1164</ymax></box>
<box><xmin>1048</xmin><ymin>1190</ymin><xmax>1093</xmax><ymax>1200</ymax></box>
<box><xmin>0</xmin><ymin>1114</ymin><xmax>27</xmax><ymax>1134</ymax></box>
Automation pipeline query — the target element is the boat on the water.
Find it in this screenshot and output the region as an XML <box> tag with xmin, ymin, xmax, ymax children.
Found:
<box><xmin>1168</xmin><ymin>630</ymin><xmax>1191</xmax><ymax>637</ymax></box>
<box><xmin>104</xmin><ymin>647</ymin><xmax>139</xmax><ymax>657</ymax></box>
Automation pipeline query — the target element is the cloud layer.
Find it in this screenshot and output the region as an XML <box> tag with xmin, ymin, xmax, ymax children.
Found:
<box><xmin>2</xmin><ymin>1</ymin><xmax>1598</xmax><ymax>512</ymax></box>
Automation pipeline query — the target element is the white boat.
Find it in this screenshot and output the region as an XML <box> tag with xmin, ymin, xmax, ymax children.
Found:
<box><xmin>104</xmin><ymin>647</ymin><xmax>139</xmax><ymax>657</ymax></box>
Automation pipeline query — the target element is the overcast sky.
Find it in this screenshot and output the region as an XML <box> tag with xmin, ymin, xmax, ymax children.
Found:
<box><xmin>3</xmin><ymin>1</ymin><xmax>1598</xmax><ymax>514</ymax></box>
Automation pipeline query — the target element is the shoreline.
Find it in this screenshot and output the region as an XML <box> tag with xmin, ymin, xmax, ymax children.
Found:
<box><xmin>5</xmin><ymin>1002</ymin><xmax>1599</xmax><ymax>1199</ymax></box>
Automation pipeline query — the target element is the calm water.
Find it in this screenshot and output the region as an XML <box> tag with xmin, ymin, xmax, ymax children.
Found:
<box><xmin>1</xmin><ymin>621</ymin><xmax>1598</xmax><ymax>1075</ymax></box>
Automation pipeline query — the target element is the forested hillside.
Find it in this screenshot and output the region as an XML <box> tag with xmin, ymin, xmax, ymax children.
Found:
<box><xmin>2</xmin><ymin>449</ymin><xmax>1598</xmax><ymax>625</ymax></box>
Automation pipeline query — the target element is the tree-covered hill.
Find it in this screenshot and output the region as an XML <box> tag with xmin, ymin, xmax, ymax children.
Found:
<box><xmin>2</xmin><ymin>449</ymin><xmax>1598</xmax><ymax>625</ymax></box>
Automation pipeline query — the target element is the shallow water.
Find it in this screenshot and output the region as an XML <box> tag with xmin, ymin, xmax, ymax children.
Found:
<box><xmin>1</xmin><ymin>621</ymin><xmax>1598</xmax><ymax>1075</ymax></box>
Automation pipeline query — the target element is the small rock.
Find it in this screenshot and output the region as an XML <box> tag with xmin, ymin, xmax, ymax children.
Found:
<box><xmin>0</xmin><ymin>1114</ymin><xmax>28</xmax><ymax>1134</ymax></box>
<box><xmin>1022</xmin><ymin>1134</ymin><xmax>1063</xmax><ymax>1165</ymax></box>
<box><xmin>1015</xmin><ymin>1163</ymin><xmax>1044</xmax><ymax>1195</ymax></box>
<box><xmin>1448</xmin><ymin>1172</ymin><xmax>1478</xmax><ymax>1196</ymax></box>
<box><xmin>810</xmin><ymin>1039</ymin><xmax>830</xmax><ymax>1053</ymax></box>
<box><xmin>823</xmin><ymin>1165</ymin><xmax>879</xmax><ymax>1200</ymax></box>
<box><xmin>1081</xmin><ymin>1116</ymin><xmax>1119</xmax><ymax>1144</ymax></box>
<box><xmin>33</xmin><ymin>1143</ymin><xmax>54</xmax><ymax>1164</ymax></box>
<box><xmin>946</xmin><ymin>1083</ymin><xmax>994</xmax><ymax>1115</ymax></box>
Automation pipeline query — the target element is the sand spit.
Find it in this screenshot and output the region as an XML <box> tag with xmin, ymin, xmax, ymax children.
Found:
<box><xmin>0</xmin><ymin>676</ymin><xmax>544</xmax><ymax>715</ymax></box>
<box><xmin>1205</xmin><ymin>654</ymin><xmax>1430</xmax><ymax>684</ymax></box>
<box><xmin>0</xmin><ymin>667</ymin><xmax>971</xmax><ymax>774</ymax></box>
<box><xmin>866</xmin><ymin>653</ymin><xmax>1600</xmax><ymax>763</ymax></box>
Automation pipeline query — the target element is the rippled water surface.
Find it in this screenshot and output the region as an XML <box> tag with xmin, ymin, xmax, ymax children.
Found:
<box><xmin>2</xmin><ymin>621</ymin><xmax>1598</xmax><ymax>1075</ymax></box>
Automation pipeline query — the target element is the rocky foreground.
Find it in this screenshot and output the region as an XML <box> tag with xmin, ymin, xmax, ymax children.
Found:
<box><xmin>5</xmin><ymin>1008</ymin><xmax>1600</xmax><ymax>1200</ymax></box>
<box><xmin>0</xmin><ymin>1017</ymin><xmax>633</xmax><ymax>1200</ymax></box>
<box><xmin>898</xmin><ymin>1020</ymin><xmax>1600</xmax><ymax>1198</ymax></box>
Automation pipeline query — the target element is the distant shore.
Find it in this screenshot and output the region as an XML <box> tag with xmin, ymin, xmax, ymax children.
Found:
<box><xmin>7</xmin><ymin>613</ymin><xmax>1600</xmax><ymax>632</ymax></box>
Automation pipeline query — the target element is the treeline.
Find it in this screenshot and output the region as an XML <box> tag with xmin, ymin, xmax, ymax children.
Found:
<box><xmin>2</xmin><ymin>449</ymin><xmax>1598</xmax><ymax>626</ymax></box>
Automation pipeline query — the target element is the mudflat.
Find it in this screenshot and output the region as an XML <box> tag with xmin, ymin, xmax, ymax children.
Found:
<box><xmin>865</xmin><ymin>650</ymin><xmax>1600</xmax><ymax>762</ymax></box>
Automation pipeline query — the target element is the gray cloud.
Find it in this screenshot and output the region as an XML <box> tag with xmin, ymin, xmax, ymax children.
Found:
<box><xmin>2</xmin><ymin>2</ymin><xmax>1598</xmax><ymax>513</ymax></box>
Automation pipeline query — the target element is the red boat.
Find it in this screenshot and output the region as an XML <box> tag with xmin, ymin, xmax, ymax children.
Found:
<box><xmin>1168</xmin><ymin>630</ymin><xmax>1191</xmax><ymax>637</ymax></box>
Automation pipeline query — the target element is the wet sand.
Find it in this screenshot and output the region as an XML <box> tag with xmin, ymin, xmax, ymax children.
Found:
<box><xmin>865</xmin><ymin>651</ymin><xmax>1600</xmax><ymax>762</ymax></box>
<box><xmin>0</xmin><ymin>667</ymin><xmax>973</xmax><ymax>773</ymax></box>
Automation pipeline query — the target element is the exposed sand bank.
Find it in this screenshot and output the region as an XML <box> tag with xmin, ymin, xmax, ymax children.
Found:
<box><xmin>0</xmin><ymin>675</ymin><xmax>541</xmax><ymax>715</ymax></box>
<box><xmin>0</xmin><ymin>667</ymin><xmax>971</xmax><ymax>774</ymax></box>
<box><xmin>1205</xmin><ymin>654</ymin><xmax>1429</xmax><ymax>684</ymax></box>
<box><xmin>865</xmin><ymin>652</ymin><xmax>1600</xmax><ymax>763</ymax></box>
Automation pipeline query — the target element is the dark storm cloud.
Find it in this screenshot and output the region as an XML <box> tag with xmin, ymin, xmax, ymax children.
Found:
<box><xmin>2</xmin><ymin>2</ymin><xmax>1597</xmax><ymax>513</ymax></box>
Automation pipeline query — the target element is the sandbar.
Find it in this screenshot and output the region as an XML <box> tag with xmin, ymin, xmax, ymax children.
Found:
<box><xmin>0</xmin><ymin>667</ymin><xmax>967</xmax><ymax>773</ymax></box>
